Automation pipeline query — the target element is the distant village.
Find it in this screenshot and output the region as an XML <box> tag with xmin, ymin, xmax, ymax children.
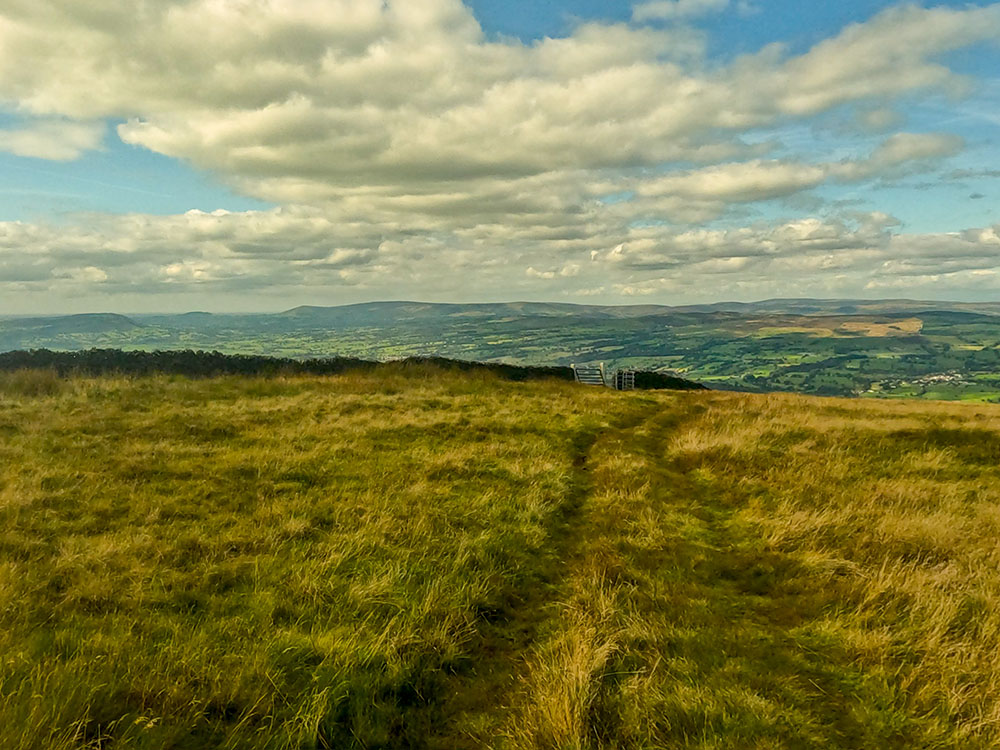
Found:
<box><xmin>863</xmin><ymin>371</ymin><xmax>981</xmax><ymax>397</ymax></box>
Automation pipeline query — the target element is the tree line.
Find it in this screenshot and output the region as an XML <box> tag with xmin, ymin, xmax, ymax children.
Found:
<box><xmin>0</xmin><ymin>349</ymin><xmax>706</xmax><ymax>390</ymax></box>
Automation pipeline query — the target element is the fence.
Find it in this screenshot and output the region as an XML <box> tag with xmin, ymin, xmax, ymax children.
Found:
<box><xmin>613</xmin><ymin>369</ymin><xmax>636</xmax><ymax>391</ymax></box>
<box><xmin>571</xmin><ymin>363</ymin><xmax>636</xmax><ymax>391</ymax></box>
<box><xmin>572</xmin><ymin>363</ymin><xmax>606</xmax><ymax>386</ymax></box>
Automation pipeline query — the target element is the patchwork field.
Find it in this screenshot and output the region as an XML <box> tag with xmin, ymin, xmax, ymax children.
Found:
<box><xmin>4</xmin><ymin>299</ymin><xmax>1000</xmax><ymax>400</ymax></box>
<box><xmin>2</xmin><ymin>368</ymin><xmax>999</xmax><ymax>748</ymax></box>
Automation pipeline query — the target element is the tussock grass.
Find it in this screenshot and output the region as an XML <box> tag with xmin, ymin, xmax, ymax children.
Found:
<box><xmin>0</xmin><ymin>370</ymin><xmax>644</xmax><ymax>748</ymax></box>
<box><xmin>510</xmin><ymin>392</ymin><xmax>1000</xmax><ymax>749</ymax></box>
<box><xmin>2</xmin><ymin>372</ymin><xmax>999</xmax><ymax>748</ymax></box>
<box><xmin>0</xmin><ymin>368</ymin><xmax>64</xmax><ymax>397</ymax></box>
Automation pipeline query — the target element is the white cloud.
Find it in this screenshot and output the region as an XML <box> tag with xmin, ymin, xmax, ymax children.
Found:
<box><xmin>772</xmin><ymin>5</ymin><xmax>1000</xmax><ymax>116</ymax></box>
<box><xmin>832</xmin><ymin>132</ymin><xmax>965</xmax><ymax>180</ymax></box>
<box><xmin>0</xmin><ymin>1</ymin><xmax>992</xmax><ymax>193</ymax></box>
<box><xmin>591</xmin><ymin>214</ymin><xmax>899</xmax><ymax>271</ymax></box>
<box><xmin>1</xmin><ymin>206</ymin><xmax>998</xmax><ymax>310</ymax></box>
<box><xmin>0</xmin><ymin>119</ymin><xmax>104</xmax><ymax>160</ymax></box>
<box><xmin>637</xmin><ymin>160</ymin><xmax>829</xmax><ymax>202</ymax></box>
<box><xmin>632</xmin><ymin>0</ymin><xmax>730</xmax><ymax>23</ymax></box>
<box><xmin>0</xmin><ymin>1</ymin><xmax>997</xmax><ymax>308</ymax></box>
<box><xmin>623</xmin><ymin>134</ymin><xmax>964</xmax><ymax>222</ymax></box>
<box><xmin>854</xmin><ymin>106</ymin><xmax>903</xmax><ymax>134</ymax></box>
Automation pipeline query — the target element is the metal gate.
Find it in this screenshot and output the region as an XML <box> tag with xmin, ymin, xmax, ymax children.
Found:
<box><xmin>572</xmin><ymin>363</ymin><xmax>606</xmax><ymax>386</ymax></box>
<box><xmin>613</xmin><ymin>369</ymin><xmax>635</xmax><ymax>391</ymax></box>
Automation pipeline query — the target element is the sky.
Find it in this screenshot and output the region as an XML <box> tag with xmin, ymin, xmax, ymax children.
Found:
<box><xmin>0</xmin><ymin>0</ymin><xmax>999</xmax><ymax>313</ymax></box>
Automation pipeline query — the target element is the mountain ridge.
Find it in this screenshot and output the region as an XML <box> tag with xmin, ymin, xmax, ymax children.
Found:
<box><xmin>8</xmin><ymin>298</ymin><xmax>998</xmax><ymax>322</ymax></box>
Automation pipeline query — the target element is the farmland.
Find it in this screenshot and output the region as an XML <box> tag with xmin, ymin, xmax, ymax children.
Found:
<box><xmin>3</xmin><ymin>299</ymin><xmax>1000</xmax><ymax>400</ymax></box>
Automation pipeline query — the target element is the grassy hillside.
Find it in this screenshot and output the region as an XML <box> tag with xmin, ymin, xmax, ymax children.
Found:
<box><xmin>1</xmin><ymin>368</ymin><xmax>999</xmax><ymax>748</ymax></box>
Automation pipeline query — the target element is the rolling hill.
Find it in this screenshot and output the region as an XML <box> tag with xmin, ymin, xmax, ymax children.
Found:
<box><xmin>1</xmin><ymin>367</ymin><xmax>998</xmax><ymax>748</ymax></box>
<box><xmin>3</xmin><ymin>299</ymin><xmax>1000</xmax><ymax>400</ymax></box>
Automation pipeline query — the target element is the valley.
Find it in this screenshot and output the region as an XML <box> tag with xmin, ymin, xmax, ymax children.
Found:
<box><xmin>3</xmin><ymin>299</ymin><xmax>1000</xmax><ymax>400</ymax></box>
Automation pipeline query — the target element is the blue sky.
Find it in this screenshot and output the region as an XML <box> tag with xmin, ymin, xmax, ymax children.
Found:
<box><xmin>469</xmin><ymin>0</ymin><xmax>897</xmax><ymax>50</ymax></box>
<box><xmin>0</xmin><ymin>0</ymin><xmax>999</xmax><ymax>312</ymax></box>
<box><xmin>0</xmin><ymin>131</ymin><xmax>270</xmax><ymax>222</ymax></box>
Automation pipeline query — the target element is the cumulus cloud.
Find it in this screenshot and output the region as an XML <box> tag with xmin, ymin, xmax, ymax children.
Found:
<box><xmin>622</xmin><ymin>133</ymin><xmax>964</xmax><ymax>222</ymax></box>
<box><xmin>637</xmin><ymin>161</ymin><xmax>829</xmax><ymax>202</ymax></box>
<box><xmin>0</xmin><ymin>1</ymin><xmax>997</xmax><ymax>307</ymax></box>
<box><xmin>0</xmin><ymin>208</ymin><xmax>385</xmax><ymax>300</ymax></box>
<box><xmin>771</xmin><ymin>5</ymin><xmax>1000</xmax><ymax>116</ymax></box>
<box><xmin>592</xmin><ymin>214</ymin><xmax>899</xmax><ymax>271</ymax></box>
<box><xmin>2</xmin><ymin>207</ymin><xmax>998</xmax><ymax>309</ymax></box>
<box><xmin>854</xmin><ymin>106</ymin><xmax>904</xmax><ymax>134</ymax></box>
<box><xmin>0</xmin><ymin>119</ymin><xmax>104</xmax><ymax>160</ymax></box>
<box><xmin>0</xmin><ymin>1</ymin><xmax>993</xmax><ymax>199</ymax></box>
<box><xmin>832</xmin><ymin>132</ymin><xmax>965</xmax><ymax>180</ymax></box>
<box><xmin>592</xmin><ymin>216</ymin><xmax>1000</xmax><ymax>299</ymax></box>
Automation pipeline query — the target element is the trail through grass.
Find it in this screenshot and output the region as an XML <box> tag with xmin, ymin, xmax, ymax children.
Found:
<box><xmin>2</xmin><ymin>370</ymin><xmax>1000</xmax><ymax>748</ymax></box>
<box><xmin>0</xmin><ymin>369</ymin><xmax>647</xmax><ymax>748</ymax></box>
<box><xmin>509</xmin><ymin>392</ymin><xmax>1000</xmax><ymax>749</ymax></box>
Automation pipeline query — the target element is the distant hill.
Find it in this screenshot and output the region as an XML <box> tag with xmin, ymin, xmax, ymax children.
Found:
<box><xmin>277</xmin><ymin>298</ymin><xmax>1000</xmax><ymax>321</ymax></box>
<box><xmin>672</xmin><ymin>298</ymin><xmax>1000</xmax><ymax>316</ymax></box>
<box><xmin>2</xmin><ymin>299</ymin><xmax>999</xmax><ymax>401</ymax></box>
<box><xmin>0</xmin><ymin>313</ymin><xmax>140</xmax><ymax>335</ymax></box>
<box><xmin>0</xmin><ymin>313</ymin><xmax>142</xmax><ymax>351</ymax></box>
<box><xmin>277</xmin><ymin>301</ymin><xmax>677</xmax><ymax>324</ymax></box>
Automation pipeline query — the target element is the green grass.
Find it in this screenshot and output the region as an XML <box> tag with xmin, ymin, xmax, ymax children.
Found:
<box><xmin>510</xmin><ymin>393</ymin><xmax>1000</xmax><ymax>748</ymax></box>
<box><xmin>2</xmin><ymin>369</ymin><xmax>1000</xmax><ymax>748</ymax></box>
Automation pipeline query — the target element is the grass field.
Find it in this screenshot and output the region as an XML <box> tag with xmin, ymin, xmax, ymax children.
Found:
<box><xmin>2</xmin><ymin>367</ymin><xmax>999</xmax><ymax>748</ymax></box>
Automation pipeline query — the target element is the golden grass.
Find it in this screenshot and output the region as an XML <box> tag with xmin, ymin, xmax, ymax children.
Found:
<box><xmin>509</xmin><ymin>391</ymin><xmax>1000</xmax><ymax>748</ymax></box>
<box><xmin>0</xmin><ymin>370</ymin><xmax>652</xmax><ymax>748</ymax></box>
<box><xmin>2</xmin><ymin>370</ymin><xmax>999</xmax><ymax>748</ymax></box>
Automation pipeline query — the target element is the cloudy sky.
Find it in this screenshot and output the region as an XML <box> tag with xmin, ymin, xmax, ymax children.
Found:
<box><xmin>1</xmin><ymin>0</ymin><xmax>999</xmax><ymax>313</ymax></box>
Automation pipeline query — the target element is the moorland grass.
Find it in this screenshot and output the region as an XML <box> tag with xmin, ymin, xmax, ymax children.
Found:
<box><xmin>2</xmin><ymin>369</ymin><xmax>999</xmax><ymax>748</ymax></box>
<box><xmin>510</xmin><ymin>393</ymin><xmax>1000</xmax><ymax>749</ymax></box>
<box><xmin>0</xmin><ymin>368</ymin><xmax>648</xmax><ymax>748</ymax></box>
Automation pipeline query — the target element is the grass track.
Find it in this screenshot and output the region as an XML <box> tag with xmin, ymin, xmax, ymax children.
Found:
<box><xmin>2</xmin><ymin>370</ymin><xmax>1000</xmax><ymax>748</ymax></box>
<box><xmin>509</xmin><ymin>392</ymin><xmax>1000</xmax><ymax>748</ymax></box>
<box><xmin>426</xmin><ymin>401</ymin><xmax>669</xmax><ymax>747</ymax></box>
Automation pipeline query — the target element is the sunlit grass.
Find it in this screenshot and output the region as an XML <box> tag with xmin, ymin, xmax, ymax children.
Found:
<box><xmin>0</xmin><ymin>369</ymin><xmax>647</xmax><ymax>748</ymax></box>
<box><xmin>510</xmin><ymin>392</ymin><xmax>1000</xmax><ymax>749</ymax></box>
<box><xmin>2</xmin><ymin>370</ymin><xmax>999</xmax><ymax>748</ymax></box>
